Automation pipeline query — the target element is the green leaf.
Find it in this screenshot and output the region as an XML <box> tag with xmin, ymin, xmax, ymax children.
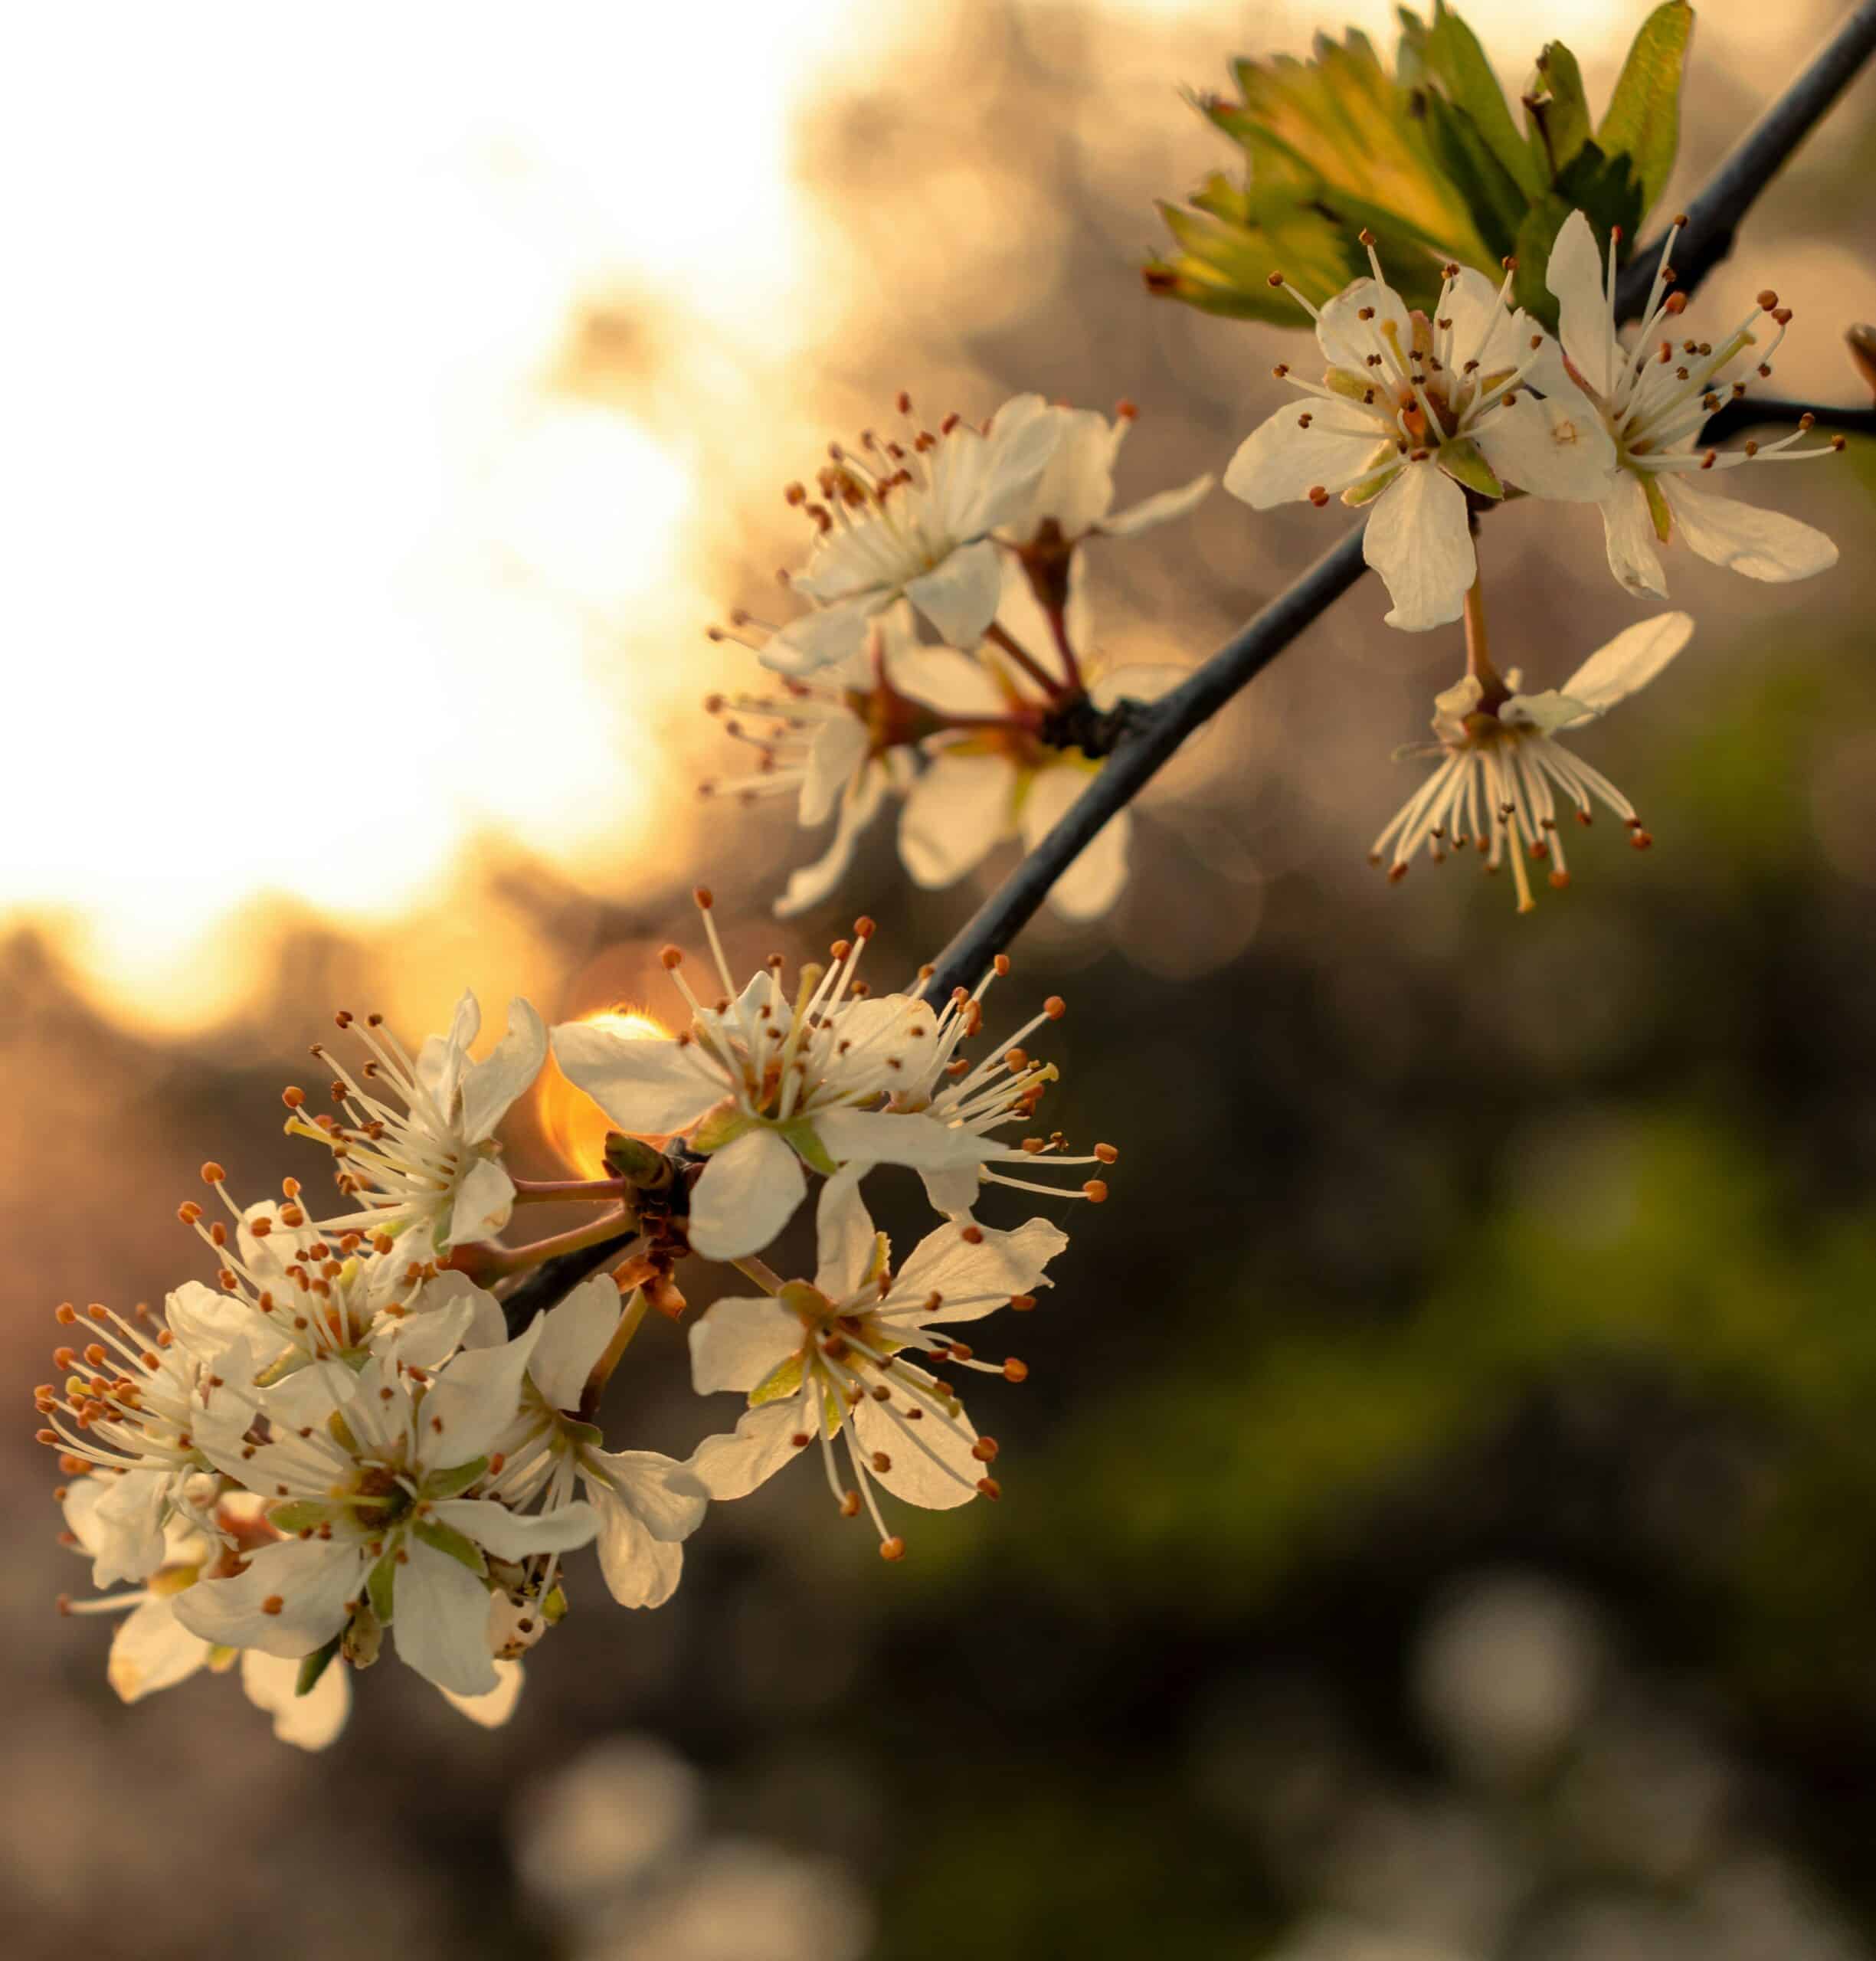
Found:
<box><xmin>421</xmin><ymin>1455</ymin><xmax>489</xmax><ymax>1501</ymax></box>
<box><xmin>1416</xmin><ymin>88</ymin><xmax>1527</xmax><ymax>264</ymax></box>
<box><xmin>1436</xmin><ymin>437</ymin><xmax>1505</xmax><ymax>500</ymax></box>
<box><xmin>1525</xmin><ymin>41</ymin><xmax>1591</xmax><ymax>175</ymax></box>
<box><xmin>413</xmin><ymin>1517</ymin><xmax>489</xmax><ymax>1576</ymax></box>
<box><xmin>1597</xmin><ymin>1</ymin><xmax>1694</xmax><ymax>224</ymax></box>
<box><xmin>366</xmin><ymin>1550</ymin><xmax>398</xmax><ymax>1625</ymax></box>
<box><xmin>1423</xmin><ymin>0</ymin><xmax>1544</xmax><ymax>200</ymax></box>
<box><xmin>266</xmin><ymin>1498</ymin><xmax>336</xmax><ymax>1535</ymax></box>
<box><xmin>296</xmin><ymin>1634</ymin><xmax>342</xmax><ymax>1697</ymax></box>
<box><xmin>1511</xmin><ymin>146</ymin><xmax>1643</xmax><ymax>329</ymax></box>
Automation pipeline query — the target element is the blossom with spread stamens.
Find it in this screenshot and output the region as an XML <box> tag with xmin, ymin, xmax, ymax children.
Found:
<box><xmin>1372</xmin><ymin>613</ymin><xmax>1693</xmax><ymax>912</ymax></box>
<box><xmin>58</xmin><ymin>1489</ymin><xmax>355</xmax><ymax>1749</ymax></box>
<box><xmin>1542</xmin><ymin>209</ymin><xmax>1841</xmax><ymax>597</ymax></box>
<box><xmin>761</xmin><ymin>393</ymin><xmax>1062</xmax><ymax>675</ymax></box>
<box><xmin>475</xmin><ymin>1275</ymin><xmax>709</xmax><ymax>1608</ymax></box>
<box><xmin>685</xmin><ymin>1168</ymin><xmax>1065</xmax><ymax>1557</ymax></box>
<box><xmin>702</xmin><ymin>609</ymin><xmax>997</xmax><ymax>919</ymax></box>
<box><xmin>291</xmin><ymin>992</ymin><xmax>548</xmax><ymax>1258</ymax></box>
<box><xmin>549</xmin><ymin>895</ymin><xmax>990</xmax><ymax>1260</ymax></box>
<box><xmin>173</xmin><ymin>1314</ymin><xmax>596</xmax><ymax>1698</ymax></box>
<box><xmin>33</xmin><ymin>1280</ymin><xmax>260</xmax><ymax>1586</ymax></box>
<box><xmin>1224</xmin><ymin>236</ymin><xmax>1615</xmax><ymax>630</ymax></box>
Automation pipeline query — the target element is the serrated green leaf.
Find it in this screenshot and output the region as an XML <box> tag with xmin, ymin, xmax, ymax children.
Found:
<box><xmin>414</xmin><ymin>1517</ymin><xmax>489</xmax><ymax>1575</ymax></box>
<box><xmin>1436</xmin><ymin>436</ymin><xmax>1505</xmax><ymax>499</ymax></box>
<box><xmin>1511</xmin><ymin>146</ymin><xmax>1644</xmax><ymax>329</ymax></box>
<box><xmin>1597</xmin><ymin>1</ymin><xmax>1693</xmax><ymax>224</ymax></box>
<box><xmin>1526</xmin><ymin>41</ymin><xmax>1591</xmax><ymax>176</ymax></box>
<box><xmin>1417</xmin><ymin>89</ymin><xmax>1527</xmax><ymax>264</ymax></box>
<box><xmin>296</xmin><ymin>1634</ymin><xmax>342</xmax><ymax>1697</ymax></box>
<box><xmin>1424</xmin><ymin>0</ymin><xmax>1544</xmax><ymax>199</ymax></box>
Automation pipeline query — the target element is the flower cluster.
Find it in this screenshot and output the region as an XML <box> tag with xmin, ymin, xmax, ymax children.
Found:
<box><xmin>1218</xmin><ymin>216</ymin><xmax>1841</xmax><ymax>909</ymax></box>
<box><xmin>41</xmin><ymin>900</ymin><xmax>1108</xmax><ymax>1747</ymax></box>
<box><xmin>702</xmin><ymin>394</ymin><xmax>1210</xmax><ymax>922</ymax></box>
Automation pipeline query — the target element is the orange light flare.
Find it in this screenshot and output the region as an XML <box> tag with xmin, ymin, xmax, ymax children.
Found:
<box><xmin>535</xmin><ymin>1007</ymin><xmax>671</xmax><ymax>1179</ymax></box>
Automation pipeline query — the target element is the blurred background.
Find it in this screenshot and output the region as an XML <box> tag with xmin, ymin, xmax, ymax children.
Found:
<box><xmin>5</xmin><ymin>1</ymin><xmax>1874</xmax><ymax>1954</ymax></box>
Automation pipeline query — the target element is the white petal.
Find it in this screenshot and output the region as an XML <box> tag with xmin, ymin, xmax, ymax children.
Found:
<box><xmin>585</xmin><ymin>1450</ymin><xmax>709</xmax><ymax>1543</ymax></box>
<box><xmin>1658</xmin><ymin>477</ymin><xmax>1839</xmax><ymax>583</ymax></box>
<box><xmin>1006</xmin><ymin>404</ymin><xmax>1120</xmax><ymax>539</ymax></box>
<box><xmin>1557</xmin><ymin>611</ymin><xmax>1694</xmax><ymax>716</ymax></box>
<box><xmin>459</xmin><ymin>998</ymin><xmax>548</xmax><ymax>1145</ymax></box>
<box><xmin>888</xmin><ymin>1214</ymin><xmax>1069</xmax><ymax>1324</ymax></box>
<box><xmin>686</xmin><ymin>1401</ymin><xmax>804</xmax><ymax>1500</ymax></box>
<box><xmin>428</xmin><ymin>1496</ymin><xmax>598</xmax><ymax>1561</ymax></box>
<box><xmin>1442</xmin><ymin>267</ymin><xmax>1523</xmax><ymax>375</ymax></box>
<box><xmin>1223</xmin><ymin>401</ymin><xmax>1391</xmax><ymax>509</ymax></box>
<box><xmin>88</xmin><ymin>1468</ymin><xmax>173</xmax><ymax>1588</ymax></box>
<box><xmin>888</xmin><ymin>641</ymin><xmax>1007</xmax><ymax>718</ymax></box>
<box><xmin>799</xmin><ymin>712</ymin><xmax>873</xmax><ymax>827</ymax></box>
<box><xmin>241</xmin><ymin>1648</ymin><xmax>352</xmax><ymax>1750</ymax></box>
<box><xmin>107</xmin><ymin>1596</ymin><xmax>211</xmax><ymax>1703</ymax></box>
<box><xmin>1100</xmin><ymin>473</ymin><xmax>1213</xmax><ymax>537</ymax></box>
<box><xmin>373</xmin><ymin>1291</ymin><xmax>480</xmax><ymax>1372</ymax></box>
<box><xmin>440</xmin><ymin>1658</ymin><xmax>524</xmax><ymax>1729</ymax></box>
<box><xmin>689</xmin><ymin>1296</ymin><xmax>803</xmax><ymax>1396</ymax></box>
<box><xmin>420</xmin><ymin>991</ymin><xmax>481</xmax><ymax>1111</ymax></box>
<box><xmin>172</xmin><ymin>1537</ymin><xmax>363</xmax><ymax>1659</ymax></box>
<box><xmin>761</xmin><ymin>598</ymin><xmax>879</xmax><ymax>677</ymax></box>
<box><xmin>904</xmin><ymin>538</ymin><xmax>1005</xmax><ymax>647</ymax></box>
<box><xmin>420</xmin><ymin>1318</ymin><xmax>545</xmax><ymax>1468</ymax></box>
<box><xmin>1020</xmin><ymin>767</ymin><xmax>1128</xmax><ymax>920</ymax></box>
<box><xmin>853</xmin><ymin>1394</ymin><xmax>980</xmax><ymax>1511</ymax></box>
<box><xmin>163</xmin><ymin>1278</ymin><xmax>259</xmax><ymax>1360</ymax></box>
<box><xmin>899</xmin><ymin>749</ymin><xmax>1016</xmax><ymax>889</ymax></box>
<box><xmin>584</xmin><ymin>1457</ymin><xmax>707</xmax><ymax>1608</ymax></box>
<box><xmin>1602</xmin><ymin>470</ymin><xmax>1669</xmax><ymax>597</ymax></box>
<box><xmin>445</xmin><ymin>1156</ymin><xmax>515</xmax><ymax>1249</ymax></box>
<box><xmin>1472</xmin><ymin>393</ymin><xmax>1615</xmax><ymax>503</ymax></box>
<box><xmin>391</xmin><ymin>1540</ymin><xmax>499</xmax><ymax>1697</ymax></box>
<box><xmin>1546</xmin><ymin>210</ymin><xmax>1616</xmax><ymax>401</ymax></box>
<box><xmin>814</xmin><ymin>1164</ymin><xmax>879</xmax><ymax>1300</ymax></box>
<box><xmin>527</xmin><ymin>1275</ymin><xmax>624</xmax><ymax>1413</ymax></box>
<box><xmin>961</xmin><ymin>394</ymin><xmax>1066</xmax><ymax>534</ymax></box>
<box><xmin>774</xmin><ymin>762</ymin><xmax>891</xmax><ymax>921</ymax></box>
<box><xmin>550</xmin><ymin>1024</ymin><xmax>721</xmax><ymax>1138</ymax></box>
<box><xmin>686</xmin><ymin>1126</ymin><xmax>807</xmax><ymax>1260</ymax></box>
<box><xmin>1317</xmin><ymin>275</ymin><xmax>1413</xmax><ymax>374</ymax></box>
<box><xmin>813</xmin><ymin>1108</ymin><xmax>986</xmax><ymax>1171</ymax></box>
<box><xmin>919</xmin><ymin>1161</ymin><xmax>985</xmax><ymax>1217</ymax></box>
<box><xmin>1364</xmin><ymin>462</ymin><xmax>1475</xmax><ymax>631</ymax></box>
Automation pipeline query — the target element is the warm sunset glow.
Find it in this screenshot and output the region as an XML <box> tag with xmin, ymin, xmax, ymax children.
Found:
<box><xmin>536</xmin><ymin>1007</ymin><xmax>671</xmax><ymax>1178</ymax></box>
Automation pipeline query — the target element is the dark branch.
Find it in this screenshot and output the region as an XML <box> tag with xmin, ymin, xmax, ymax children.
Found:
<box><xmin>1616</xmin><ymin>0</ymin><xmax>1876</xmax><ymax>318</ymax></box>
<box><xmin>1697</xmin><ymin>395</ymin><xmax>1876</xmax><ymax>447</ymax></box>
<box><xmin>502</xmin><ymin>1229</ymin><xmax>640</xmax><ymax>1337</ymax></box>
<box><xmin>920</xmin><ymin>4</ymin><xmax>1876</xmax><ymax>1008</ymax></box>
<box><xmin>922</xmin><ymin>526</ymin><xmax>1368</xmax><ymax>1000</ymax></box>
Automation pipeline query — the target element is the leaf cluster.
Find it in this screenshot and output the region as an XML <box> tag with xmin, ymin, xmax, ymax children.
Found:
<box><xmin>1145</xmin><ymin>1</ymin><xmax>1693</xmax><ymax>331</ymax></box>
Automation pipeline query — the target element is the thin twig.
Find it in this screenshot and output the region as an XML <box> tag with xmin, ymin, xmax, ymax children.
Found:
<box><xmin>920</xmin><ymin>3</ymin><xmax>1876</xmax><ymax>1007</ymax></box>
<box><xmin>1616</xmin><ymin>0</ymin><xmax>1876</xmax><ymax>317</ymax></box>
<box><xmin>503</xmin><ymin>1229</ymin><xmax>640</xmax><ymax>1337</ymax></box>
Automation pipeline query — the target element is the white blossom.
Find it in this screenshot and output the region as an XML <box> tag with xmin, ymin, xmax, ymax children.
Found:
<box><xmin>997</xmin><ymin>399</ymin><xmax>1212</xmax><ymax>547</ymax></box>
<box><xmin>550</xmin><ymin>897</ymin><xmax>991</xmax><ymax>1260</ymax></box>
<box><xmin>476</xmin><ymin>1276</ymin><xmax>709</xmax><ymax>1609</ymax></box>
<box><xmin>292</xmin><ymin>992</ymin><xmax>548</xmax><ymax>1258</ymax></box>
<box><xmin>173</xmin><ymin>1311</ymin><xmax>596</xmax><ymax>1699</ymax></box>
<box><xmin>1372</xmin><ymin>613</ymin><xmax>1693</xmax><ymax>911</ymax></box>
<box><xmin>686</xmin><ymin>1168</ymin><xmax>1066</xmax><ymax>1556</ymax></box>
<box><xmin>1224</xmin><ymin>238</ymin><xmax>1615</xmax><ymax>630</ymax></box>
<box><xmin>760</xmin><ymin>393</ymin><xmax>1062</xmax><ymax>676</ymax></box>
<box><xmin>1543</xmin><ymin>209</ymin><xmax>1841</xmax><ymax>598</ymax></box>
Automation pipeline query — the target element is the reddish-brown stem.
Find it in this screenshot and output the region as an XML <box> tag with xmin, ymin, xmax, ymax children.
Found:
<box><xmin>984</xmin><ymin>620</ymin><xmax>1068</xmax><ymax>700</ymax></box>
<box><xmin>1044</xmin><ymin>604</ymin><xmax>1085</xmax><ymax>693</ymax></box>
<box><xmin>512</xmin><ymin>1177</ymin><xmax>629</xmax><ymax>1203</ymax></box>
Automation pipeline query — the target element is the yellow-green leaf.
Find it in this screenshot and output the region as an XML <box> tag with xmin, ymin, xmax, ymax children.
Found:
<box><xmin>1597</xmin><ymin>1</ymin><xmax>1694</xmax><ymax>223</ymax></box>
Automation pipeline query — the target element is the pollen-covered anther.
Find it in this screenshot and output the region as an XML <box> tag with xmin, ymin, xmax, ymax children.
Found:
<box><xmin>1082</xmin><ymin>1179</ymin><xmax>1109</xmax><ymax>1203</ymax></box>
<box><xmin>200</xmin><ymin>1162</ymin><xmax>226</xmax><ymax>1184</ymax></box>
<box><xmin>1003</xmin><ymin>1357</ymin><xmax>1030</xmax><ymax>1383</ymax></box>
<box><xmin>879</xmin><ymin>1537</ymin><xmax>907</xmax><ymax>1561</ymax></box>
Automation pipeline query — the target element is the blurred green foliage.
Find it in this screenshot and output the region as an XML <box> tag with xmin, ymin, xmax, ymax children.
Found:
<box><xmin>1145</xmin><ymin>0</ymin><xmax>1693</xmax><ymax>329</ymax></box>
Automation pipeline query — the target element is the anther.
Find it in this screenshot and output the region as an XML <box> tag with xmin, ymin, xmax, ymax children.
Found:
<box><xmin>879</xmin><ymin>1537</ymin><xmax>907</xmax><ymax>1561</ymax></box>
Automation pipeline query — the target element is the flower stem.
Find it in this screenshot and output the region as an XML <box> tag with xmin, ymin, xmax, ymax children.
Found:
<box><xmin>483</xmin><ymin>1206</ymin><xmax>639</xmax><ymax>1278</ymax></box>
<box><xmin>1044</xmin><ymin>605</ymin><xmax>1085</xmax><ymax>694</ymax></box>
<box><xmin>580</xmin><ymin>1285</ymin><xmax>652</xmax><ymax>1420</ymax></box>
<box><xmin>984</xmin><ymin>620</ymin><xmax>1068</xmax><ymax>700</ymax></box>
<box><xmin>730</xmin><ymin>1253</ymin><xmax>787</xmax><ymax>1295</ymax></box>
<box><xmin>1462</xmin><ymin>575</ymin><xmax>1508</xmax><ymax>709</ymax></box>
<box><xmin>512</xmin><ymin>1177</ymin><xmax>627</xmax><ymax>1203</ymax></box>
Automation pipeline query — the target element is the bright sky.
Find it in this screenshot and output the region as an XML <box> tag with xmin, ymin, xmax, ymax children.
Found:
<box><xmin>0</xmin><ymin>0</ymin><xmax>1658</xmax><ymax>1031</ymax></box>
